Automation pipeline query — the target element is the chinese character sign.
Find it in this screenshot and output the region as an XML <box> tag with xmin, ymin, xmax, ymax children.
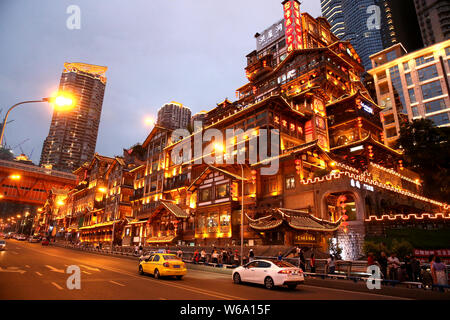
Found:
<box><xmin>283</xmin><ymin>0</ymin><xmax>303</xmax><ymax>53</ymax></box>
<box><xmin>256</xmin><ymin>20</ymin><xmax>285</xmax><ymax>52</ymax></box>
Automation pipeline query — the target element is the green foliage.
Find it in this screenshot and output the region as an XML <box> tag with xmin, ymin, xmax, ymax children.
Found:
<box><xmin>366</xmin><ymin>228</ymin><xmax>450</xmax><ymax>250</ymax></box>
<box><xmin>396</xmin><ymin>119</ymin><xmax>450</xmax><ymax>202</ymax></box>
<box><xmin>391</xmin><ymin>239</ymin><xmax>414</xmax><ymax>259</ymax></box>
<box><xmin>363</xmin><ymin>239</ymin><xmax>412</xmax><ymax>259</ymax></box>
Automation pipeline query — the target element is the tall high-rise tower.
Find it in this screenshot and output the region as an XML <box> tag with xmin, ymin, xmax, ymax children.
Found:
<box><xmin>40</xmin><ymin>62</ymin><xmax>107</xmax><ymax>172</ymax></box>
<box><xmin>321</xmin><ymin>0</ymin><xmax>423</xmax><ymax>70</ymax></box>
<box><xmin>156</xmin><ymin>102</ymin><xmax>191</xmax><ymax>130</ymax></box>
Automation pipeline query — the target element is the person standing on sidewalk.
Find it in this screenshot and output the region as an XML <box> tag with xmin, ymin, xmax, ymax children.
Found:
<box><xmin>431</xmin><ymin>256</ymin><xmax>447</xmax><ymax>291</ymax></box>
<box><xmin>249</xmin><ymin>249</ymin><xmax>255</xmax><ymax>262</ymax></box>
<box><xmin>299</xmin><ymin>249</ymin><xmax>306</xmax><ymax>272</ymax></box>
<box><xmin>378</xmin><ymin>251</ymin><xmax>388</xmax><ymax>279</ymax></box>
<box><xmin>277</xmin><ymin>251</ymin><xmax>283</xmax><ymax>261</ymax></box>
<box><xmin>388</xmin><ymin>252</ymin><xmax>401</xmax><ymax>281</ymax></box>
<box><xmin>327</xmin><ymin>255</ymin><xmax>336</xmax><ymax>274</ymax></box>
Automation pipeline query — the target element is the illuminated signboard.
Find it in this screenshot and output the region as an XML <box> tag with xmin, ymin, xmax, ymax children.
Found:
<box><xmin>256</xmin><ymin>19</ymin><xmax>285</xmax><ymax>52</ymax></box>
<box><xmin>351</xmin><ymin>179</ymin><xmax>374</xmax><ymax>192</ymax></box>
<box><xmin>350</xmin><ymin>145</ymin><xmax>364</xmax><ymax>152</ymax></box>
<box><xmin>361</xmin><ymin>101</ymin><xmax>374</xmax><ymax>114</ymax></box>
<box><xmin>283</xmin><ymin>0</ymin><xmax>303</xmax><ymax>53</ymax></box>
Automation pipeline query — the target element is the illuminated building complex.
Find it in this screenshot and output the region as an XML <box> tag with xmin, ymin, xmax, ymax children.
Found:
<box><xmin>368</xmin><ymin>40</ymin><xmax>450</xmax><ymax>148</ymax></box>
<box><xmin>0</xmin><ymin>156</ymin><xmax>77</xmax><ymax>234</ymax></box>
<box><xmin>414</xmin><ymin>0</ymin><xmax>450</xmax><ymax>46</ymax></box>
<box><xmin>40</xmin><ymin>62</ymin><xmax>107</xmax><ymax>172</ymax></box>
<box><xmin>44</xmin><ymin>1</ymin><xmax>449</xmax><ymax>259</ymax></box>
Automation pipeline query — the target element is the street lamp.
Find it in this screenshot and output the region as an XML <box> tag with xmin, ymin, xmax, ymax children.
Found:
<box><xmin>0</xmin><ymin>93</ymin><xmax>75</xmax><ymax>146</ymax></box>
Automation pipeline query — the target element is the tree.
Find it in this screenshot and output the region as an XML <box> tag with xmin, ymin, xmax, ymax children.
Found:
<box><xmin>396</xmin><ymin>119</ymin><xmax>450</xmax><ymax>202</ymax></box>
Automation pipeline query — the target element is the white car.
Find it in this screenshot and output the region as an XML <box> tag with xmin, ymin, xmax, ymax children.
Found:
<box><xmin>0</xmin><ymin>240</ymin><xmax>6</xmax><ymax>250</ymax></box>
<box><xmin>232</xmin><ymin>259</ymin><xmax>304</xmax><ymax>290</ymax></box>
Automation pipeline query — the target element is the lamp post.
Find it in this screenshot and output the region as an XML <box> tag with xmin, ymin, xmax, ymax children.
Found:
<box><xmin>240</xmin><ymin>164</ymin><xmax>244</xmax><ymax>266</ymax></box>
<box><xmin>0</xmin><ymin>95</ymin><xmax>74</xmax><ymax>147</ymax></box>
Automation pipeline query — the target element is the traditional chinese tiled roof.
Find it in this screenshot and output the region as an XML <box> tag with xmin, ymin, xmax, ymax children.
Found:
<box><xmin>249</xmin><ymin>218</ymin><xmax>283</xmax><ymax>231</ymax></box>
<box><xmin>248</xmin><ymin>208</ymin><xmax>342</xmax><ymax>232</ymax></box>
<box><xmin>160</xmin><ymin>200</ymin><xmax>189</xmax><ymax>219</ymax></box>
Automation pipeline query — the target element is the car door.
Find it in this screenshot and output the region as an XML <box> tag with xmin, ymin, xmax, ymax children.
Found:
<box><xmin>252</xmin><ymin>261</ymin><xmax>272</xmax><ymax>284</ymax></box>
<box><xmin>241</xmin><ymin>262</ymin><xmax>258</xmax><ymax>283</ymax></box>
<box><xmin>150</xmin><ymin>255</ymin><xmax>161</xmax><ymax>274</ymax></box>
<box><xmin>142</xmin><ymin>254</ymin><xmax>154</xmax><ymax>273</ymax></box>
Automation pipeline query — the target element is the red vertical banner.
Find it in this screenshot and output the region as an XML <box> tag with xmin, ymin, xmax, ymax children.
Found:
<box><xmin>283</xmin><ymin>0</ymin><xmax>303</xmax><ymax>53</ymax></box>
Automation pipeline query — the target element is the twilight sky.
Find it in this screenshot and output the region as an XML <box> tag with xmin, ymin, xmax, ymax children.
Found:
<box><xmin>0</xmin><ymin>0</ymin><xmax>321</xmax><ymax>164</ymax></box>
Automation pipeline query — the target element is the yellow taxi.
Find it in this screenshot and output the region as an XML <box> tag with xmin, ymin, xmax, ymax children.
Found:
<box><xmin>138</xmin><ymin>253</ymin><xmax>187</xmax><ymax>279</ymax></box>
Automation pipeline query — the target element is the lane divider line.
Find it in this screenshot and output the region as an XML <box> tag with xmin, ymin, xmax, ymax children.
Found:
<box><xmin>51</xmin><ymin>282</ymin><xmax>63</xmax><ymax>290</ymax></box>
<box><xmin>35</xmin><ymin>272</ymin><xmax>43</xmax><ymax>276</ymax></box>
<box><xmin>23</xmin><ymin>244</ymin><xmax>246</xmax><ymax>300</ymax></box>
<box><xmin>109</xmin><ymin>280</ymin><xmax>125</xmax><ymax>287</ymax></box>
<box><xmin>82</xmin><ymin>271</ymin><xmax>92</xmax><ymax>275</ymax></box>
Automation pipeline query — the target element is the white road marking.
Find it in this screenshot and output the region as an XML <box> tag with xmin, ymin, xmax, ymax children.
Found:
<box><xmin>301</xmin><ymin>284</ymin><xmax>412</xmax><ymax>300</ymax></box>
<box><xmin>159</xmin><ymin>297</ymin><xmax>167</xmax><ymax>300</ymax></box>
<box><xmin>82</xmin><ymin>271</ymin><xmax>92</xmax><ymax>275</ymax></box>
<box><xmin>109</xmin><ymin>280</ymin><xmax>125</xmax><ymax>287</ymax></box>
<box><xmin>45</xmin><ymin>265</ymin><xmax>65</xmax><ymax>273</ymax></box>
<box><xmin>10</xmin><ymin>251</ymin><xmax>19</xmax><ymax>255</ymax></box>
<box><xmin>25</xmin><ymin>265</ymin><xmax>31</xmax><ymax>268</ymax></box>
<box><xmin>0</xmin><ymin>267</ymin><xmax>26</xmax><ymax>274</ymax></box>
<box><xmin>51</xmin><ymin>282</ymin><xmax>63</xmax><ymax>290</ymax></box>
<box><xmin>35</xmin><ymin>272</ymin><xmax>43</xmax><ymax>276</ymax></box>
<box><xmin>80</xmin><ymin>265</ymin><xmax>101</xmax><ymax>272</ymax></box>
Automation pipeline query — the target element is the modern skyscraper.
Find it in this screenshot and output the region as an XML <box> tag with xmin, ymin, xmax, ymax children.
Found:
<box><xmin>320</xmin><ymin>0</ymin><xmax>346</xmax><ymax>38</ymax></box>
<box><xmin>368</xmin><ymin>40</ymin><xmax>450</xmax><ymax>148</ymax></box>
<box><xmin>40</xmin><ymin>62</ymin><xmax>107</xmax><ymax>172</ymax></box>
<box><xmin>321</xmin><ymin>0</ymin><xmax>424</xmax><ymax>70</ymax></box>
<box><xmin>414</xmin><ymin>0</ymin><xmax>450</xmax><ymax>46</ymax></box>
<box><xmin>156</xmin><ymin>102</ymin><xmax>191</xmax><ymax>130</ymax></box>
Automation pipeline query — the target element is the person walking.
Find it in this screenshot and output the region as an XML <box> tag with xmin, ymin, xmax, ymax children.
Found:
<box><xmin>378</xmin><ymin>251</ymin><xmax>388</xmax><ymax>279</ymax></box>
<box><xmin>404</xmin><ymin>254</ymin><xmax>413</xmax><ymax>281</ymax></box>
<box><xmin>431</xmin><ymin>256</ymin><xmax>448</xmax><ymax>292</ymax></box>
<box><xmin>139</xmin><ymin>244</ymin><xmax>143</xmax><ymax>256</ymax></box>
<box><xmin>222</xmin><ymin>249</ymin><xmax>228</xmax><ymax>264</ymax></box>
<box><xmin>134</xmin><ymin>244</ymin><xmax>139</xmax><ymax>256</ymax></box>
<box><xmin>249</xmin><ymin>249</ymin><xmax>255</xmax><ymax>262</ymax></box>
<box><xmin>327</xmin><ymin>255</ymin><xmax>336</xmax><ymax>274</ymax></box>
<box><xmin>387</xmin><ymin>253</ymin><xmax>401</xmax><ymax>281</ymax></box>
<box><xmin>310</xmin><ymin>253</ymin><xmax>316</xmax><ymax>273</ymax></box>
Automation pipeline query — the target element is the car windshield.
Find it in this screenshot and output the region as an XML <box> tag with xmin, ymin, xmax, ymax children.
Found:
<box><xmin>163</xmin><ymin>255</ymin><xmax>180</xmax><ymax>260</ymax></box>
<box><xmin>270</xmin><ymin>260</ymin><xmax>296</xmax><ymax>268</ymax></box>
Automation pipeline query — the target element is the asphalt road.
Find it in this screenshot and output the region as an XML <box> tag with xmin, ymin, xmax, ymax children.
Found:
<box><xmin>0</xmin><ymin>240</ymin><xmax>407</xmax><ymax>300</ymax></box>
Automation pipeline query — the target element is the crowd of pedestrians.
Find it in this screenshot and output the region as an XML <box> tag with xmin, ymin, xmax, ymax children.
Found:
<box><xmin>367</xmin><ymin>251</ymin><xmax>448</xmax><ymax>290</ymax></box>
<box><xmin>191</xmin><ymin>247</ymin><xmax>243</xmax><ymax>265</ymax></box>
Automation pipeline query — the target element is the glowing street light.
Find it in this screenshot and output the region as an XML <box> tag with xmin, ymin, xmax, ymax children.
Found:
<box><xmin>17</xmin><ymin>214</ymin><xmax>21</xmax><ymax>219</ymax></box>
<box><xmin>0</xmin><ymin>92</ymin><xmax>75</xmax><ymax>146</ymax></box>
<box><xmin>98</xmin><ymin>187</ymin><xmax>107</xmax><ymax>194</ymax></box>
<box><xmin>9</xmin><ymin>174</ymin><xmax>21</xmax><ymax>180</ymax></box>
<box><xmin>144</xmin><ymin>116</ymin><xmax>155</xmax><ymax>127</ymax></box>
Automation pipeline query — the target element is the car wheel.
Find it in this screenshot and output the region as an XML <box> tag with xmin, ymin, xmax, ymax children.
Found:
<box><xmin>264</xmin><ymin>277</ymin><xmax>275</xmax><ymax>290</ymax></box>
<box><xmin>287</xmin><ymin>284</ymin><xmax>297</xmax><ymax>290</ymax></box>
<box><xmin>176</xmin><ymin>275</ymin><xmax>183</xmax><ymax>280</ymax></box>
<box><xmin>154</xmin><ymin>269</ymin><xmax>160</xmax><ymax>279</ymax></box>
<box><xmin>233</xmin><ymin>273</ymin><xmax>242</xmax><ymax>284</ymax></box>
<box><xmin>139</xmin><ymin>265</ymin><xmax>144</xmax><ymax>275</ymax></box>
